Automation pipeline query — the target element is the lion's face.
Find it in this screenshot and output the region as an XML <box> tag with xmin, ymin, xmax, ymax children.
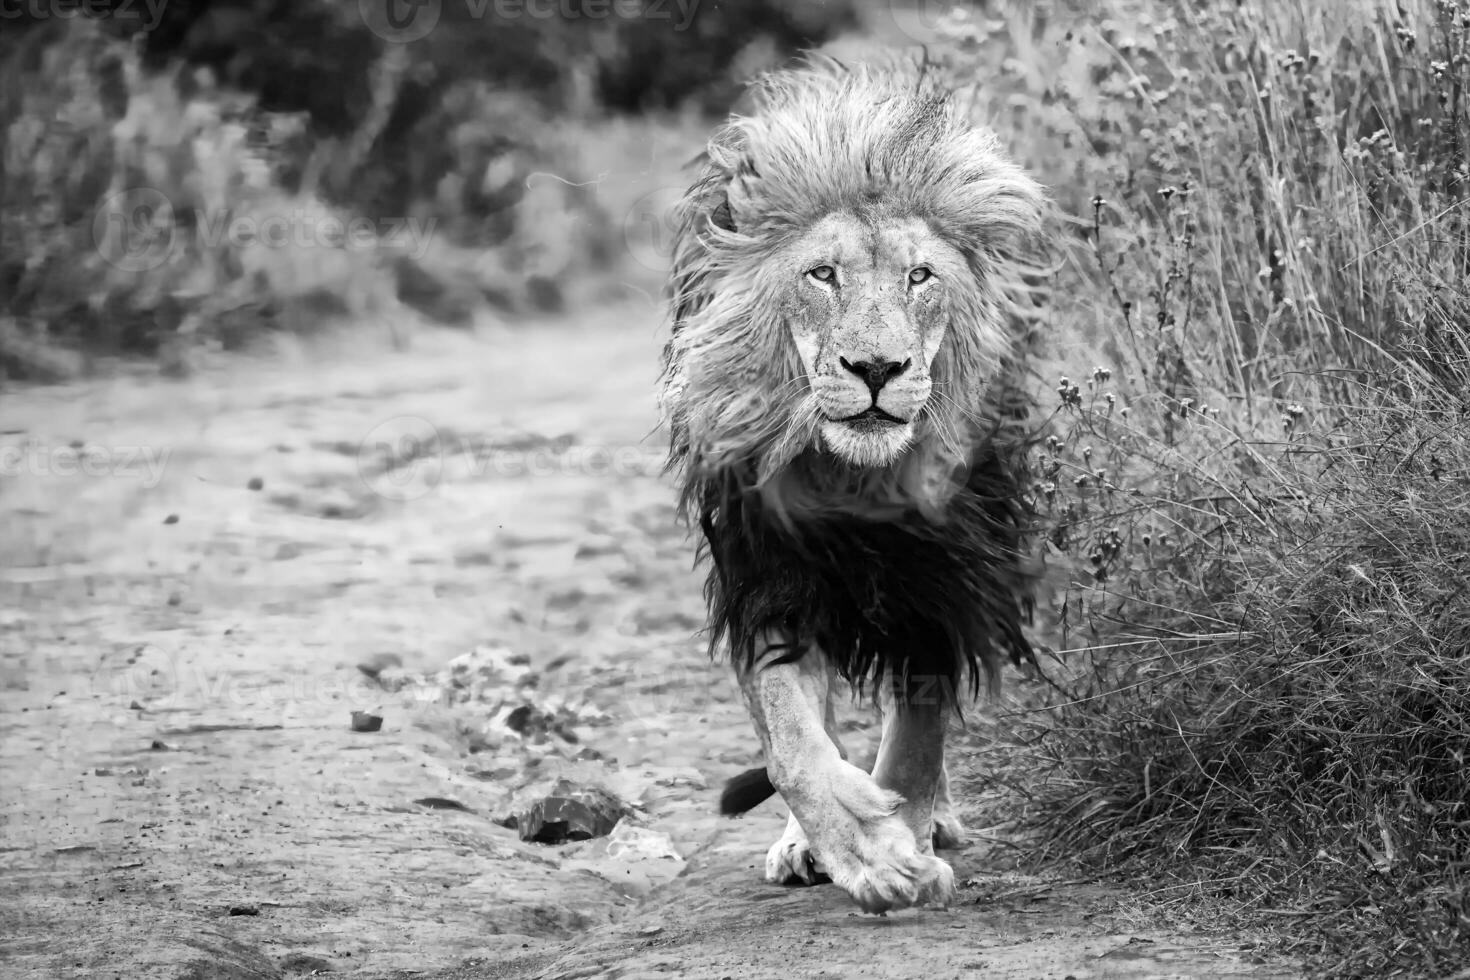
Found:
<box><xmin>780</xmin><ymin>213</ymin><xmax>962</xmax><ymax>468</ymax></box>
<box><xmin>662</xmin><ymin>62</ymin><xmax>1046</xmax><ymax>492</ymax></box>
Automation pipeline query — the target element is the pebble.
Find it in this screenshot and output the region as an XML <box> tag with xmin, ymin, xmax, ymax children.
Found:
<box><xmin>517</xmin><ymin>780</ymin><xmax>625</xmax><ymax>844</ymax></box>
<box><xmin>349</xmin><ymin>711</ymin><xmax>383</xmax><ymax>733</ymax></box>
<box><xmin>356</xmin><ymin>653</ymin><xmax>404</xmax><ymax>680</ymax></box>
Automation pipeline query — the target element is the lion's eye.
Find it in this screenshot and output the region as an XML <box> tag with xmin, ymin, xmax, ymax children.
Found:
<box><xmin>807</xmin><ymin>265</ymin><xmax>836</xmax><ymax>284</ymax></box>
<box><xmin>908</xmin><ymin>267</ymin><xmax>934</xmax><ymax>285</ymax></box>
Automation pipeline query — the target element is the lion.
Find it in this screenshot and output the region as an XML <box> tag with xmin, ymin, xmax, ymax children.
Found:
<box><xmin>660</xmin><ymin>59</ymin><xmax>1047</xmax><ymax>913</ymax></box>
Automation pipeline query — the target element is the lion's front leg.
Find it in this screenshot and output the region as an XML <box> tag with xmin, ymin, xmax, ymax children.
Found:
<box><xmin>871</xmin><ymin>676</ymin><xmax>958</xmax><ymax>902</ymax></box>
<box><xmin>737</xmin><ymin>640</ymin><xmax>951</xmax><ymax>913</ymax></box>
<box><xmin>765</xmin><ymin>681</ymin><xmax>846</xmax><ymax>886</ymax></box>
<box><xmin>931</xmin><ymin>760</ymin><xmax>968</xmax><ymax>850</ymax></box>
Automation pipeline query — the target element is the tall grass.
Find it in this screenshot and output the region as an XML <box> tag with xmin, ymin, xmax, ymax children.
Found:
<box><xmin>939</xmin><ymin>0</ymin><xmax>1470</xmax><ymax>975</ymax></box>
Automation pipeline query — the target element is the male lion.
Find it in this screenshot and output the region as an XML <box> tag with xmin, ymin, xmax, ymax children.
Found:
<box><xmin>660</xmin><ymin>60</ymin><xmax>1046</xmax><ymax>913</ymax></box>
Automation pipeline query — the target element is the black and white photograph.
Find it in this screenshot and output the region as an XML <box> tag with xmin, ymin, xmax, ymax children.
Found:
<box><xmin>2</xmin><ymin>1</ymin><xmax>1467</xmax><ymax>977</ymax></box>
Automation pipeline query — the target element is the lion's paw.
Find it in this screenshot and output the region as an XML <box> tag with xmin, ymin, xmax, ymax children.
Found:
<box><xmin>765</xmin><ymin>815</ymin><xmax>827</xmax><ymax>886</ymax></box>
<box><xmin>829</xmin><ymin>837</ymin><xmax>955</xmax><ymax>913</ymax></box>
<box><xmin>932</xmin><ymin>810</ymin><xmax>968</xmax><ymax>851</ymax></box>
<box><xmin>806</xmin><ymin>762</ymin><xmax>956</xmax><ymax>913</ymax></box>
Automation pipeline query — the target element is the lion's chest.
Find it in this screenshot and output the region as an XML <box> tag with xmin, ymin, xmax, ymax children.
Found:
<box><xmin>697</xmin><ymin>480</ymin><xmax>1036</xmax><ymax>693</ymax></box>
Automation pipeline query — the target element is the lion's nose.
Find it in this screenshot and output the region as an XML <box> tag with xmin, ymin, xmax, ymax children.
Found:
<box><xmin>840</xmin><ymin>356</ymin><xmax>912</xmax><ymax>397</ymax></box>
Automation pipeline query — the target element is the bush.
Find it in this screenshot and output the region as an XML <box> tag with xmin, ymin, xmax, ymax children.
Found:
<box><xmin>936</xmin><ymin>1</ymin><xmax>1470</xmax><ymax>975</ymax></box>
<box><xmin>1027</xmin><ymin>373</ymin><xmax>1470</xmax><ymax>978</ymax></box>
<box><xmin>0</xmin><ymin>22</ymin><xmax>408</xmax><ymax>378</ymax></box>
<box><xmin>0</xmin><ymin>0</ymin><xmax>858</xmax><ymax>378</ymax></box>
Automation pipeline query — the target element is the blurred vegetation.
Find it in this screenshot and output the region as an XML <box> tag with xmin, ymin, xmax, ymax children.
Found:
<box><xmin>0</xmin><ymin>0</ymin><xmax>856</xmax><ymax>379</ymax></box>
<box><xmin>930</xmin><ymin>1</ymin><xmax>1470</xmax><ymax>976</ymax></box>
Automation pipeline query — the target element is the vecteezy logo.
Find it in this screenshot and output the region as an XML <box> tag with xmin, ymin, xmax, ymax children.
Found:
<box><xmin>358</xmin><ymin>0</ymin><xmax>442</xmax><ymax>42</ymax></box>
<box><xmin>622</xmin><ymin>186</ymin><xmax>686</xmax><ymax>273</ymax></box>
<box><xmin>884</xmin><ymin>0</ymin><xmax>960</xmax><ymax>45</ymax></box>
<box><xmin>92</xmin><ymin>188</ymin><xmax>176</xmax><ymax>273</ymax></box>
<box><xmin>357</xmin><ymin>416</ymin><xmax>444</xmax><ymax>502</ymax></box>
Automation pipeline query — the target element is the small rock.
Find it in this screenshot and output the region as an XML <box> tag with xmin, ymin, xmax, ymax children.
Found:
<box><xmin>605</xmin><ymin>824</ymin><xmax>682</xmax><ymax>862</ymax></box>
<box><xmin>503</xmin><ymin>702</ymin><xmax>578</xmax><ymax>743</ymax></box>
<box><xmin>413</xmin><ymin>797</ymin><xmax>472</xmax><ymax>812</ymax></box>
<box><xmin>558</xmin><ymin>823</ymin><xmax>687</xmax><ymax>898</ymax></box>
<box><xmin>129</xmin><ymin>700</ymin><xmax>144</xmax><ymax>711</ymax></box>
<box><xmin>247</xmin><ymin>477</ymin><xmax>264</xmax><ymax>491</ymax></box>
<box><xmin>228</xmin><ymin>905</ymin><xmax>260</xmax><ymax>916</ymax></box>
<box><xmin>93</xmin><ymin>766</ymin><xmax>147</xmax><ymax>778</ymax></box>
<box><xmin>273</xmin><ymin>542</ymin><xmax>303</xmax><ymax>561</ymax></box>
<box><xmin>349</xmin><ymin>711</ymin><xmax>383</xmax><ymax>733</ymax></box>
<box><xmin>280</xmin><ymin>952</ymin><xmax>336</xmax><ymax>974</ymax></box>
<box><xmin>356</xmin><ymin>652</ymin><xmax>404</xmax><ymax>680</ymax></box>
<box><xmin>166</xmin><ymin>592</ymin><xmax>182</xmax><ymax>607</ymax></box>
<box><xmin>162</xmin><ymin>514</ymin><xmax>179</xmax><ymax>525</ymax></box>
<box><xmin>470</xmin><ymin>764</ymin><xmax>521</xmax><ymax>783</ymax></box>
<box><xmin>149</xmin><ymin>740</ymin><xmax>170</xmax><ymax>751</ymax></box>
<box><xmin>372</xmin><ymin>667</ymin><xmax>416</xmax><ymax>693</ymax></box>
<box><xmin>517</xmin><ymin>780</ymin><xmax>625</xmax><ymax>844</ymax></box>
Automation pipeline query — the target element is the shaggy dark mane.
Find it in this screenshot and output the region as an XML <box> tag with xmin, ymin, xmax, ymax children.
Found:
<box><xmin>693</xmin><ymin>400</ymin><xmax>1040</xmax><ymax>702</ymax></box>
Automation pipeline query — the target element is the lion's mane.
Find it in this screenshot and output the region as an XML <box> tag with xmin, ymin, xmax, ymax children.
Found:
<box><xmin>662</xmin><ymin>59</ymin><xmax>1047</xmax><ymax>700</ymax></box>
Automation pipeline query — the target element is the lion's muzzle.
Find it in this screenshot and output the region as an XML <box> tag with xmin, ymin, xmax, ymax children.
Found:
<box><xmin>812</xmin><ymin>354</ymin><xmax>932</xmax><ymax>466</ymax></box>
<box><xmin>814</xmin><ymin>356</ymin><xmax>932</xmax><ymax>426</ymax></box>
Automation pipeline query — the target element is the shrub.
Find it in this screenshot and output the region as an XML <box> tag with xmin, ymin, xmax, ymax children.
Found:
<box><xmin>938</xmin><ymin>1</ymin><xmax>1470</xmax><ymax>975</ymax></box>
<box><xmin>0</xmin><ymin>22</ymin><xmax>409</xmax><ymax>378</ymax></box>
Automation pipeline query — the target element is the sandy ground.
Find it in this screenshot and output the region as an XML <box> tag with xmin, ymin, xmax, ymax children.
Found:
<box><xmin>0</xmin><ymin>304</ymin><xmax>1300</xmax><ymax>979</ymax></box>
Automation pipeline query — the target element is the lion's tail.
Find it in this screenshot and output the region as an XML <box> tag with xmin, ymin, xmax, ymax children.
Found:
<box><xmin>719</xmin><ymin>766</ymin><xmax>777</xmax><ymax>816</ymax></box>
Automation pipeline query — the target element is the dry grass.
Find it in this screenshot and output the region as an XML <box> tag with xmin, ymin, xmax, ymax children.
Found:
<box><xmin>1018</xmin><ymin>386</ymin><xmax>1470</xmax><ymax>975</ymax></box>
<box><xmin>935</xmin><ymin>0</ymin><xmax>1470</xmax><ymax>975</ymax></box>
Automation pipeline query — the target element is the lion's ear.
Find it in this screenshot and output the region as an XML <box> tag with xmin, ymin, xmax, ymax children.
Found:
<box><xmin>701</xmin><ymin>125</ymin><xmax>758</xmax><ymax>235</ymax></box>
<box><xmin>710</xmin><ymin>194</ymin><xmax>736</xmax><ymax>233</ymax></box>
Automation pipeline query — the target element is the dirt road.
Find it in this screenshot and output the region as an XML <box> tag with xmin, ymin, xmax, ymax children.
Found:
<box><xmin>0</xmin><ymin>304</ymin><xmax>1298</xmax><ymax>979</ymax></box>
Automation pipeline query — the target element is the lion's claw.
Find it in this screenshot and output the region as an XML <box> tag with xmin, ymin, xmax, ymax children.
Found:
<box><xmin>766</xmin><ymin>816</ymin><xmax>828</xmax><ymax>885</ymax></box>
